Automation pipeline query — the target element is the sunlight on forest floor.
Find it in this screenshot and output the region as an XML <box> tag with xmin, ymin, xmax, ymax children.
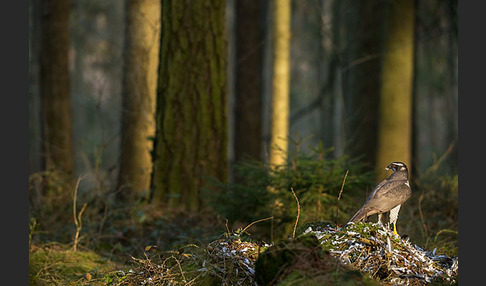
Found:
<box><xmin>29</xmin><ymin>242</ymin><xmax>121</xmax><ymax>285</ymax></box>
<box><xmin>39</xmin><ymin>221</ymin><xmax>455</xmax><ymax>286</ymax></box>
<box><xmin>28</xmin><ymin>155</ymin><xmax>458</xmax><ymax>285</ymax></box>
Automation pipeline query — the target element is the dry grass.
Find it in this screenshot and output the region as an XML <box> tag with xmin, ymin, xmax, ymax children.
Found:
<box><xmin>107</xmin><ymin>235</ymin><xmax>266</xmax><ymax>286</ymax></box>
<box><xmin>29</xmin><ymin>242</ymin><xmax>120</xmax><ymax>286</ymax></box>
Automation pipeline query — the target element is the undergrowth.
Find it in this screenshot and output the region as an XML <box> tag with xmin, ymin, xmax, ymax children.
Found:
<box><xmin>407</xmin><ymin>170</ymin><xmax>458</xmax><ymax>257</ymax></box>
<box><xmin>209</xmin><ymin>141</ymin><xmax>375</xmax><ymax>241</ymax></box>
<box><xmin>28</xmin><ymin>139</ymin><xmax>458</xmax><ymax>285</ymax></box>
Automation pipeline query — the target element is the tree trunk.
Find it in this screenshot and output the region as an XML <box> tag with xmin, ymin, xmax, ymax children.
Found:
<box><xmin>375</xmin><ymin>0</ymin><xmax>415</xmax><ymax>180</ymax></box>
<box><xmin>40</xmin><ymin>0</ymin><xmax>74</xmax><ymax>187</ymax></box>
<box><xmin>233</xmin><ymin>0</ymin><xmax>263</xmax><ymax>172</ymax></box>
<box><xmin>152</xmin><ymin>0</ymin><xmax>228</xmax><ymax>211</ymax></box>
<box><xmin>117</xmin><ymin>0</ymin><xmax>160</xmax><ymax>200</ymax></box>
<box><xmin>341</xmin><ymin>0</ymin><xmax>385</xmax><ymax>170</ymax></box>
<box><xmin>269</xmin><ymin>0</ymin><xmax>291</xmax><ymax>167</ymax></box>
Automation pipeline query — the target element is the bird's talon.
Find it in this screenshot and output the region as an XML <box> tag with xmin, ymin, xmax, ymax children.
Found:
<box><xmin>392</xmin><ymin>224</ymin><xmax>400</xmax><ymax>238</ymax></box>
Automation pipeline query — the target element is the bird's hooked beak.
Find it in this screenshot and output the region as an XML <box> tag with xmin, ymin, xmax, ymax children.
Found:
<box><xmin>385</xmin><ymin>162</ymin><xmax>406</xmax><ymax>172</ymax></box>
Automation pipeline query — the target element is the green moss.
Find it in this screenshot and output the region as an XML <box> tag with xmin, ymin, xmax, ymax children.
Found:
<box><xmin>29</xmin><ymin>243</ymin><xmax>119</xmax><ymax>286</ymax></box>
<box><xmin>255</xmin><ymin>234</ymin><xmax>379</xmax><ymax>286</ymax></box>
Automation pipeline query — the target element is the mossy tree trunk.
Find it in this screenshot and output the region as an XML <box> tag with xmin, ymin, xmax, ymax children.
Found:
<box><xmin>40</xmin><ymin>0</ymin><xmax>74</xmax><ymax>188</ymax></box>
<box><xmin>233</xmin><ymin>0</ymin><xmax>263</xmax><ymax>174</ymax></box>
<box><xmin>117</xmin><ymin>0</ymin><xmax>160</xmax><ymax>200</ymax></box>
<box><xmin>269</xmin><ymin>0</ymin><xmax>291</xmax><ymax>167</ymax></box>
<box><xmin>152</xmin><ymin>0</ymin><xmax>227</xmax><ymax>211</ymax></box>
<box><xmin>375</xmin><ymin>0</ymin><xmax>415</xmax><ymax>180</ymax></box>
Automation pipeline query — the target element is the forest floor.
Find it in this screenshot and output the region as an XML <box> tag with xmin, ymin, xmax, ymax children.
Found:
<box><xmin>29</xmin><ymin>165</ymin><xmax>458</xmax><ymax>285</ymax></box>
<box><xmin>29</xmin><ymin>211</ymin><xmax>458</xmax><ymax>285</ymax></box>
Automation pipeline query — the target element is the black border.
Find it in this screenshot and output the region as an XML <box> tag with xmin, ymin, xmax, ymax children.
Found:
<box><xmin>458</xmin><ymin>0</ymin><xmax>483</xmax><ymax>284</ymax></box>
<box><xmin>4</xmin><ymin>0</ymin><xmax>29</xmax><ymax>283</ymax></box>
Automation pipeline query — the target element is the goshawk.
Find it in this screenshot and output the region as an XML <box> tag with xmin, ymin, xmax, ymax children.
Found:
<box><xmin>344</xmin><ymin>162</ymin><xmax>411</xmax><ymax>236</ymax></box>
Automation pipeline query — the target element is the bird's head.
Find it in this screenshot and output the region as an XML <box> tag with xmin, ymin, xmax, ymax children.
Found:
<box><xmin>385</xmin><ymin>162</ymin><xmax>408</xmax><ymax>173</ymax></box>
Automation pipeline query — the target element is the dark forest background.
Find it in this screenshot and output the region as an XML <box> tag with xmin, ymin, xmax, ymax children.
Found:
<box><xmin>29</xmin><ymin>0</ymin><xmax>458</xmax><ymax>280</ymax></box>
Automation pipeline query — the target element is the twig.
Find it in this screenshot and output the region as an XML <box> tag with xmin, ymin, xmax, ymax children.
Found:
<box><xmin>342</xmin><ymin>53</ymin><xmax>380</xmax><ymax>72</ymax></box>
<box><xmin>418</xmin><ymin>190</ymin><xmax>429</xmax><ymax>247</ymax></box>
<box><xmin>346</xmin><ymin>232</ymin><xmax>379</xmax><ymax>246</ymax></box>
<box><xmin>73</xmin><ymin>203</ymin><xmax>87</xmax><ymax>251</ymax></box>
<box><xmin>241</xmin><ymin>216</ymin><xmax>274</xmax><ymax>234</ymax></box>
<box><xmin>290</xmin><ymin>187</ymin><xmax>300</xmax><ymax>238</ymax></box>
<box><xmin>425</xmin><ymin>142</ymin><xmax>455</xmax><ymax>176</ymax></box>
<box><xmin>434</xmin><ymin>229</ymin><xmax>458</xmax><ymax>242</ymax></box>
<box><xmin>72</xmin><ymin>175</ymin><xmax>87</xmax><ymax>251</ymax></box>
<box><xmin>173</xmin><ymin>255</ymin><xmax>187</xmax><ymax>282</ymax></box>
<box><xmin>224</xmin><ymin>218</ymin><xmax>231</xmax><ymax>236</ymax></box>
<box><xmin>338</xmin><ymin>170</ymin><xmax>349</xmax><ymax>201</ymax></box>
<box><xmin>336</xmin><ymin>170</ymin><xmax>349</xmax><ymax>219</ymax></box>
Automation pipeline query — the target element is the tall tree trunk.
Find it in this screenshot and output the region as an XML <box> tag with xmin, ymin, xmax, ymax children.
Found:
<box><xmin>40</xmin><ymin>0</ymin><xmax>74</xmax><ymax>187</ymax></box>
<box><xmin>152</xmin><ymin>0</ymin><xmax>227</xmax><ymax>211</ymax></box>
<box><xmin>233</xmin><ymin>0</ymin><xmax>263</xmax><ymax>173</ymax></box>
<box><xmin>117</xmin><ymin>0</ymin><xmax>160</xmax><ymax>200</ymax></box>
<box><xmin>341</xmin><ymin>0</ymin><xmax>385</xmax><ymax>170</ymax></box>
<box><xmin>269</xmin><ymin>0</ymin><xmax>291</xmax><ymax>167</ymax></box>
<box><xmin>375</xmin><ymin>0</ymin><xmax>415</xmax><ymax>180</ymax></box>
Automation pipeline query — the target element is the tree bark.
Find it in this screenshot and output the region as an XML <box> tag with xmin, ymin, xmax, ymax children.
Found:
<box><xmin>152</xmin><ymin>0</ymin><xmax>228</xmax><ymax>211</ymax></box>
<box><xmin>269</xmin><ymin>0</ymin><xmax>291</xmax><ymax>167</ymax></box>
<box><xmin>375</xmin><ymin>0</ymin><xmax>415</xmax><ymax>180</ymax></box>
<box><xmin>40</xmin><ymin>0</ymin><xmax>74</xmax><ymax>186</ymax></box>
<box><xmin>117</xmin><ymin>0</ymin><xmax>160</xmax><ymax>199</ymax></box>
<box><xmin>233</xmin><ymin>0</ymin><xmax>263</xmax><ymax>170</ymax></box>
<box><xmin>341</xmin><ymin>0</ymin><xmax>385</xmax><ymax>171</ymax></box>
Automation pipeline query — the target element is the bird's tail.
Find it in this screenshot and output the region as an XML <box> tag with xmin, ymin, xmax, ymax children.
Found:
<box><xmin>342</xmin><ymin>207</ymin><xmax>368</xmax><ymax>229</ymax></box>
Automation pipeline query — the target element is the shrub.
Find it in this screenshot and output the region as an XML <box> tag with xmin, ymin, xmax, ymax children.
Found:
<box><xmin>208</xmin><ymin>142</ymin><xmax>374</xmax><ymax>240</ymax></box>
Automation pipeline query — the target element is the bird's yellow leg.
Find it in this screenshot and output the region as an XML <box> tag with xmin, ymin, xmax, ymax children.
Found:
<box><xmin>392</xmin><ymin>223</ymin><xmax>400</xmax><ymax>237</ymax></box>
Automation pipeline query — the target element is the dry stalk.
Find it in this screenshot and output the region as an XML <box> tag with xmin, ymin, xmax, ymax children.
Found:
<box><xmin>418</xmin><ymin>190</ymin><xmax>429</xmax><ymax>247</ymax></box>
<box><xmin>241</xmin><ymin>216</ymin><xmax>274</xmax><ymax>234</ymax></box>
<box><xmin>172</xmin><ymin>255</ymin><xmax>187</xmax><ymax>282</ymax></box>
<box><xmin>290</xmin><ymin>187</ymin><xmax>300</xmax><ymax>238</ymax></box>
<box><xmin>336</xmin><ymin>170</ymin><xmax>349</xmax><ymax>220</ymax></box>
<box><xmin>338</xmin><ymin>170</ymin><xmax>349</xmax><ymax>201</ymax></box>
<box><xmin>224</xmin><ymin>218</ymin><xmax>231</xmax><ymax>236</ymax></box>
<box><xmin>72</xmin><ymin>175</ymin><xmax>87</xmax><ymax>251</ymax></box>
<box><xmin>434</xmin><ymin>229</ymin><xmax>458</xmax><ymax>241</ymax></box>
